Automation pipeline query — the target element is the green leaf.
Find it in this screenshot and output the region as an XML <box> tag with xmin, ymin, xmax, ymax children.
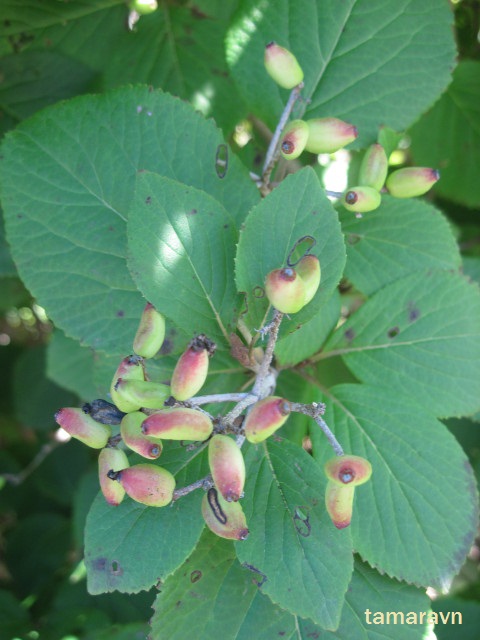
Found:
<box><xmin>84</xmin><ymin>443</ymin><xmax>209</xmax><ymax>594</ymax></box>
<box><xmin>235</xmin><ymin>438</ymin><xmax>353</xmax><ymax>629</ymax></box>
<box><xmin>150</xmin><ymin>530</ymin><xmax>296</xmax><ymax>640</ymax></box>
<box><xmin>0</xmin><ymin>51</ymin><xmax>96</xmax><ymax>125</ymax></box>
<box><xmin>0</xmin><ymin>214</ymin><xmax>17</xmax><ymax>277</ymax></box>
<box><xmin>299</xmin><ymin>558</ymin><xmax>431</xmax><ymax>639</ymax></box>
<box><xmin>0</xmin><ymin>86</ymin><xmax>258</xmax><ymax>354</ymax></box>
<box><xmin>432</xmin><ymin>597</ymin><xmax>480</xmax><ymax>640</ymax></box>
<box><xmin>410</xmin><ymin>61</ymin><xmax>480</xmax><ymax>208</ymax></box>
<box><xmin>340</xmin><ymin>197</ymin><xmax>460</xmax><ymax>296</ymax></box>
<box><xmin>323</xmin><ymin>271</ymin><xmax>480</xmax><ymax>417</ymax></box>
<box><xmin>47</xmin><ymin>329</ymin><xmax>98</xmax><ymax>400</ymax></box>
<box><xmin>311</xmin><ymin>384</ymin><xmax>479</xmax><ymax>590</ymax></box>
<box><xmin>274</xmin><ymin>288</ymin><xmax>340</xmax><ymax>367</ymax></box>
<box><xmin>463</xmin><ymin>256</ymin><xmax>480</xmax><ymax>285</ymax></box>
<box><xmin>0</xmin><ymin>589</ymin><xmax>31</xmax><ymax>639</ymax></box>
<box><xmin>128</xmin><ymin>173</ymin><xmax>239</xmax><ymax>347</ymax></box>
<box><xmin>235</xmin><ymin>167</ymin><xmax>345</xmax><ymax>337</ymax></box>
<box><xmin>226</xmin><ymin>0</ymin><xmax>456</xmax><ymax>146</ymax></box>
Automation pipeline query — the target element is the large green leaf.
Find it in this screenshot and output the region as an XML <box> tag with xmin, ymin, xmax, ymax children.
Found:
<box><xmin>410</xmin><ymin>61</ymin><xmax>480</xmax><ymax>208</ymax></box>
<box><xmin>235</xmin><ymin>167</ymin><xmax>345</xmax><ymax>337</ymax></box>
<box><xmin>150</xmin><ymin>530</ymin><xmax>295</xmax><ymax>640</ymax></box>
<box><xmin>128</xmin><ymin>173</ymin><xmax>239</xmax><ymax>347</ymax></box>
<box><xmin>310</xmin><ymin>384</ymin><xmax>479</xmax><ymax>590</ymax></box>
<box><xmin>85</xmin><ymin>443</ymin><xmax>209</xmax><ymax>595</ymax></box>
<box><xmin>226</xmin><ymin>0</ymin><xmax>456</xmax><ymax>145</ymax></box>
<box><xmin>340</xmin><ymin>197</ymin><xmax>461</xmax><ymax>296</ymax></box>
<box><xmin>0</xmin><ymin>86</ymin><xmax>258</xmax><ymax>354</ymax></box>
<box><xmin>323</xmin><ymin>271</ymin><xmax>480</xmax><ymax>417</ymax></box>
<box><xmin>47</xmin><ymin>329</ymin><xmax>98</xmax><ymax>401</ymax></box>
<box><xmin>235</xmin><ymin>438</ymin><xmax>353</xmax><ymax>629</ymax></box>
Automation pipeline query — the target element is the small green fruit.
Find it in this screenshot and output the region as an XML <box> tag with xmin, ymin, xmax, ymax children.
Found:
<box><xmin>114</xmin><ymin>378</ymin><xmax>171</xmax><ymax>411</ymax></box>
<box><xmin>141</xmin><ymin>408</ymin><xmax>213</xmax><ymax>441</ymax></box>
<box><xmin>358</xmin><ymin>143</ymin><xmax>388</xmax><ymax>191</ymax></box>
<box><xmin>342</xmin><ymin>186</ymin><xmax>381</xmax><ymax>213</ymax></box>
<box><xmin>295</xmin><ymin>255</ymin><xmax>321</xmax><ymax>305</ymax></box>
<box><xmin>305</xmin><ymin>117</ymin><xmax>358</xmax><ymax>154</ymax></box>
<box><xmin>110</xmin><ymin>355</ymin><xmax>145</xmax><ymax>413</ymax></box>
<box><xmin>280</xmin><ymin>120</ymin><xmax>310</xmax><ymax>160</ymax></box>
<box><xmin>264</xmin><ymin>42</ymin><xmax>304</xmax><ymax>90</ymax></box>
<box><xmin>202</xmin><ymin>487</ymin><xmax>249</xmax><ymax>541</ymax></box>
<box><xmin>133</xmin><ymin>303</ymin><xmax>166</xmax><ymax>359</ymax></box>
<box><xmin>98</xmin><ymin>447</ymin><xmax>129</xmax><ymax>506</ymax></box>
<box><xmin>386</xmin><ymin>167</ymin><xmax>440</xmax><ymax>198</ymax></box>
<box><xmin>109</xmin><ymin>463</ymin><xmax>175</xmax><ymax>507</ymax></box>
<box><xmin>208</xmin><ymin>435</ymin><xmax>245</xmax><ymax>502</ymax></box>
<box><xmin>55</xmin><ymin>407</ymin><xmax>111</xmax><ymax>449</ymax></box>
<box><xmin>265</xmin><ymin>267</ymin><xmax>306</xmax><ymax>314</ymax></box>
<box><xmin>244</xmin><ymin>396</ymin><xmax>291</xmax><ymax>444</ymax></box>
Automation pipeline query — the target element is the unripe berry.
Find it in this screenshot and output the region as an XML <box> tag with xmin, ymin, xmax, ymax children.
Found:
<box><xmin>324</xmin><ymin>455</ymin><xmax>372</xmax><ymax>487</ymax></box>
<box><xmin>386</xmin><ymin>167</ymin><xmax>440</xmax><ymax>198</ymax></box>
<box><xmin>264</xmin><ymin>42</ymin><xmax>304</xmax><ymax>90</ymax></box>
<box><xmin>141</xmin><ymin>408</ymin><xmax>213</xmax><ymax>441</ymax></box>
<box><xmin>108</xmin><ymin>463</ymin><xmax>175</xmax><ymax>507</ymax></box>
<box><xmin>98</xmin><ymin>447</ymin><xmax>129</xmax><ymax>506</ymax></box>
<box><xmin>265</xmin><ymin>267</ymin><xmax>306</xmax><ymax>314</ymax></box>
<box><xmin>170</xmin><ymin>335</ymin><xmax>216</xmax><ymax>401</ymax></box>
<box><xmin>133</xmin><ymin>303</ymin><xmax>166</xmax><ymax>359</ymax></box>
<box><xmin>208</xmin><ymin>435</ymin><xmax>245</xmax><ymax>502</ymax></box>
<box><xmin>114</xmin><ymin>378</ymin><xmax>171</xmax><ymax>411</ymax></box>
<box><xmin>201</xmin><ymin>487</ymin><xmax>249</xmax><ymax>541</ymax></box>
<box><xmin>55</xmin><ymin>407</ymin><xmax>111</xmax><ymax>448</ymax></box>
<box><xmin>295</xmin><ymin>255</ymin><xmax>321</xmax><ymax>305</ymax></box>
<box><xmin>120</xmin><ymin>412</ymin><xmax>163</xmax><ymax>459</ymax></box>
<box><xmin>110</xmin><ymin>355</ymin><xmax>145</xmax><ymax>413</ymax></box>
<box><xmin>325</xmin><ymin>480</ymin><xmax>354</xmax><ymax>529</ymax></box>
<box><xmin>342</xmin><ymin>186</ymin><xmax>381</xmax><ymax>213</ymax></box>
<box><xmin>280</xmin><ymin>120</ymin><xmax>310</xmax><ymax>160</ymax></box>
<box><xmin>244</xmin><ymin>396</ymin><xmax>291</xmax><ymax>444</ymax></box>
<box><xmin>305</xmin><ymin>117</ymin><xmax>358</xmax><ymax>154</ymax></box>
<box><xmin>358</xmin><ymin>143</ymin><xmax>388</xmax><ymax>191</ymax></box>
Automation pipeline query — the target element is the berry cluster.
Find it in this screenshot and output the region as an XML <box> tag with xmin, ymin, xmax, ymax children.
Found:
<box><xmin>264</xmin><ymin>42</ymin><xmax>439</xmax><ymax>213</ymax></box>
<box><xmin>54</xmin><ymin>254</ymin><xmax>371</xmax><ymax>538</ymax></box>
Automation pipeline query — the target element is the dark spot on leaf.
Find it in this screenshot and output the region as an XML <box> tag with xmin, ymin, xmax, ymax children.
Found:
<box><xmin>116</xmin><ymin>310</ymin><xmax>124</xmax><ymax>317</ymax></box>
<box><xmin>253</xmin><ymin>286</ymin><xmax>265</xmax><ymax>298</ymax></box>
<box><xmin>188</xmin><ymin>208</ymin><xmax>197</xmax><ymax>215</ymax></box>
<box><xmin>279</xmin><ymin>633</ymin><xmax>286</xmax><ymax>637</ymax></box>
<box><xmin>145</xmin><ymin>196</ymin><xmax>152</xmax><ymax>204</ymax></box>
<box><xmin>17</xmin><ymin>214</ymin><xmax>23</xmax><ymax>219</ymax></box>
<box><xmin>190</xmin><ymin>570</ymin><xmax>202</xmax><ymax>583</ymax></box>
<box><xmin>92</xmin><ymin>557</ymin><xmax>107</xmax><ymax>571</ymax></box>
<box><xmin>311</xmin><ymin>210</ymin><xmax>318</xmax><ymax>215</ymax></box>
<box><xmin>407</xmin><ymin>302</ymin><xmax>420</xmax><ymax>322</ymax></box>
<box><xmin>223</xmin><ymin>224</ymin><xmax>229</xmax><ymax>229</ymax></box>
<box><xmin>347</xmin><ymin>233</ymin><xmax>361</xmax><ymax>245</ymax></box>
<box><xmin>176</xmin><ymin>600</ymin><xmax>182</xmax><ymax>608</ymax></box>
<box><xmin>287</xmin><ymin>235</ymin><xmax>316</xmax><ymax>266</ymax></box>
<box><xmin>191</xmin><ymin>6</ymin><xmax>209</xmax><ymax>19</ymax></box>
<box><xmin>110</xmin><ymin>560</ymin><xmax>123</xmax><ymax>576</ymax></box>
<box><xmin>293</xmin><ymin>507</ymin><xmax>311</xmax><ymax>537</ymax></box>
<box><xmin>215</xmin><ymin>144</ymin><xmax>228</xmax><ymax>178</ymax></box>
<box><xmin>388</xmin><ymin>326</ymin><xmax>400</xmax><ymax>338</ymax></box>
<box><xmin>108</xmin><ymin>226</ymin><xmax>115</xmax><ymax>231</ymax></box>
<box><xmin>344</xmin><ymin>328</ymin><xmax>355</xmax><ymax>342</ymax></box>
<box><xmin>242</xmin><ymin>563</ymin><xmax>267</xmax><ymax>587</ymax></box>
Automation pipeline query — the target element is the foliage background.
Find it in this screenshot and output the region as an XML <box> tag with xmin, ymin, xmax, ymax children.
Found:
<box><xmin>0</xmin><ymin>1</ymin><xmax>479</xmax><ymax>639</ymax></box>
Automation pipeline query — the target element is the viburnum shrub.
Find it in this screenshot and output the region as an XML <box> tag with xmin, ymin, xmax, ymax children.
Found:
<box><xmin>1</xmin><ymin>1</ymin><xmax>479</xmax><ymax>638</ymax></box>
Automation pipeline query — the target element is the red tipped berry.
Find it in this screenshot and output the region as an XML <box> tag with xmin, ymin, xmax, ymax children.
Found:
<box><xmin>325</xmin><ymin>481</ymin><xmax>354</xmax><ymax>529</ymax></box>
<box><xmin>98</xmin><ymin>447</ymin><xmax>129</xmax><ymax>506</ymax></box>
<box><xmin>55</xmin><ymin>407</ymin><xmax>111</xmax><ymax>448</ymax></box>
<box><xmin>141</xmin><ymin>408</ymin><xmax>213</xmax><ymax>441</ymax></box>
<box><xmin>265</xmin><ymin>267</ymin><xmax>306</xmax><ymax>314</ymax></box>
<box><xmin>358</xmin><ymin>143</ymin><xmax>388</xmax><ymax>191</ymax></box>
<box><xmin>120</xmin><ymin>412</ymin><xmax>163</xmax><ymax>459</ymax></box>
<box><xmin>110</xmin><ymin>355</ymin><xmax>145</xmax><ymax>413</ymax></box>
<box><xmin>305</xmin><ymin>117</ymin><xmax>358</xmax><ymax>154</ymax></box>
<box><xmin>108</xmin><ymin>463</ymin><xmax>175</xmax><ymax>507</ymax></box>
<box><xmin>114</xmin><ymin>378</ymin><xmax>170</xmax><ymax>411</ymax></box>
<box><xmin>133</xmin><ymin>303</ymin><xmax>165</xmax><ymax>359</ymax></box>
<box><xmin>324</xmin><ymin>454</ymin><xmax>372</xmax><ymax>487</ymax></box>
<box><xmin>295</xmin><ymin>255</ymin><xmax>321</xmax><ymax>305</ymax></box>
<box><xmin>264</xmin><ymin>42</ymin><xmax>304</xmax><ymax>90</ymax></box>
<box><xmin>386</xmin><ymin>167</ymin><xmax>440</xmax><ymax>198</ymax></box>
<box><xmin>244</xmin><ymin>396</ymin><xmax>291</xmax><ymax>444</ymax></box>
<box><xmin>202</xmin><ymin>487</ymin><xmax>249</xmax><ymax>541</ymax></box>
<box><xmin>342</xmin><ymin>186</ymin><xmax>381</xmax><ymax>213</ymax></box>
<box><xmin>280</xmin><ymin>120</ymin><xmax>310</xmax><ymax>160</ymax></box>
<box><xmin>170</xmin><ymin>335</ymin><xmax>216</xmax><ymax>401</ymax></box>
<box><xmin>208</xmin><ymin>435</ymin><xmax>245</xmax><ymax>502</ymax></box>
